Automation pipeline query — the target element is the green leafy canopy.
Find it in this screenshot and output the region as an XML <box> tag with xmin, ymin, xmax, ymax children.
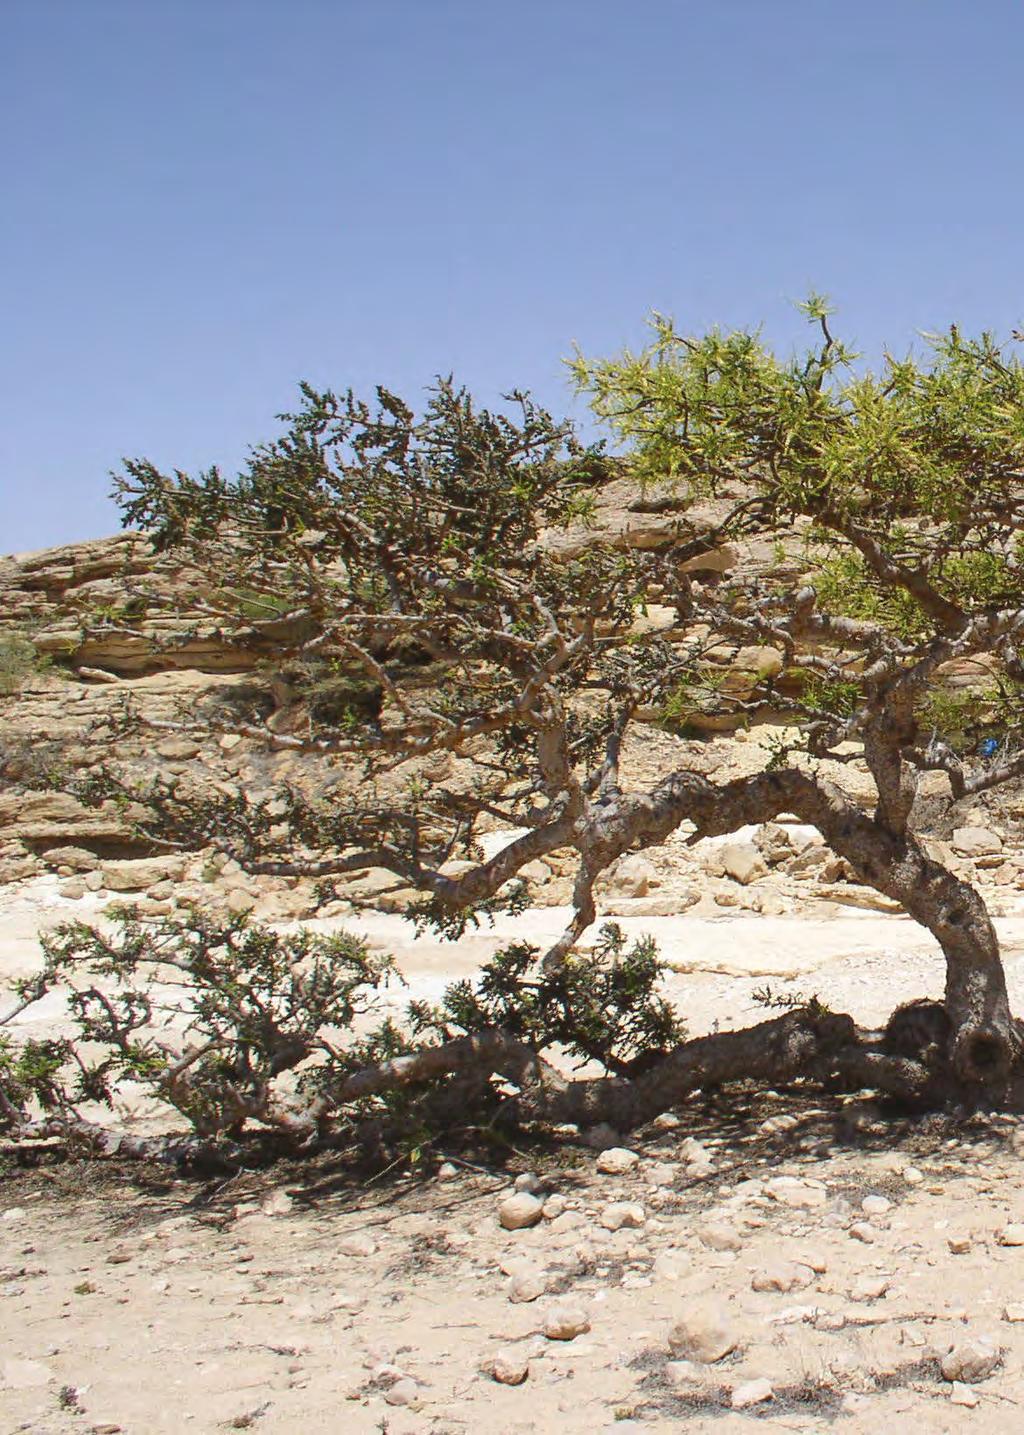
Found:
<box><xmin>570</xmin><ymin>302</ymin><xmax>1024</xmax><ymax>622</ymax></box>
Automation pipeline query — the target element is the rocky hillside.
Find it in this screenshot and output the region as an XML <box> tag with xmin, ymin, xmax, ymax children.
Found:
<box><xmin>1</xmin><ymin>483</ymin><xmax>1021</xmax><ymax>925</ymax></box>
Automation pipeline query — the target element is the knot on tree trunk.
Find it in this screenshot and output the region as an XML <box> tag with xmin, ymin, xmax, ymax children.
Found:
<box><xmin>952</xmin><ymin>1022</ymin><xmax>1020</xmax><ymax>1089</ymax></box>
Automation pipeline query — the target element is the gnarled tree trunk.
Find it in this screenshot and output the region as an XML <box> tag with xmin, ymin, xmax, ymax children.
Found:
<box><xmin>605</xmin><ymin>766</ymin><xmax>1021</xmax><ymax>1090</ymax></box>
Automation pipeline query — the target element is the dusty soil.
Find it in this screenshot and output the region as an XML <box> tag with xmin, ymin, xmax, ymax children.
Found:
<box><xmin>7</xmin><ymin>1100</ymin><xmax>1024</xmax><ymax>1433</ymax></box>
<box><xmin>7</xmin><ymin>882</ymin><xmax>1024</xmax><ymax>1432</ymax></box>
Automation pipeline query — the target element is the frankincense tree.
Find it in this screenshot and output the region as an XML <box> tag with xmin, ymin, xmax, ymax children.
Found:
<box><xmin>8</xmin><ymin>307</ymin><xmax>1024</xmax><ymax>1161</ymax></box>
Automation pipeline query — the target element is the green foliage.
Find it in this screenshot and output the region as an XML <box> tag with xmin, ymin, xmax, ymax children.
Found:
<box><xmin>2</xmin><ymin>910</ymin><xmax>397</xmax><ymax>1138</ymax></box>
<box><xmin>751</xmin><ymin>984</ymin><xmax>831</xmax><ymax>1016</ymax></box>
<box><xmin>222</xmin><ymin>587</ymin><xmax>296</xmax><ymax>622</ymax></box>
<box><xmin>809</xmin><ymin>551</ymin><xmax>924</xmax><ymax>637</ymax></box>
<box><xmin>808</xmin><ymin>547</ymin><xmax>1019</xmax><ymax>640</ymax></box>
<box><xmin>66</xmin><ymin>377</ymin><xmax>736</xmax><ymax>976</ymax></box>
<box><xmin>84</xmin><ymin>597</ymin><xmax>149</xmax><ymax>626</ymax></box>
<box><xmin>280</xmin><ymin>655</ymin><xmax>384</xmax><ymax>731</ymax></box>
<box><xmin>116</xmin><ymin>378</ymin><xmax>600</xmax><ymax>583</ymax></box>
<box><xmin>796</xmin><ymin>671</ymin><xmax>862</xmax><ymax>719</ymax></box>
<box><xmin>406</xmin><ymin>879</ymin><xmax>531</xmax><ymax>942</ymax></box>
<box><xmin>917</xmin><ymin>688</ymin><xmax>991</xmax><ymax>753</ymax></box>
<box><xmin>568</xmin><ymin>302</ymin><xmax>1024</xmax><ymax>781</ymax></box>
<box><xmin>2</xmin><ymin>914</ymin><xmax>684</xmax><ymax>1143</ymax></box>
<box><xmin>410</xmin><ymin>923</ymin><xmax>684</xmax><ymax>1077</ymax></box>
<box><xmin>0</xmin><ymin>1033</ymin><xmax>72</xmax><ymax>1114</ymax></box>
<box><xmin>658</xmin><ymin>665</ymin><xmax>733</xmax><ymax>730</ymax></box>
<box><xmin>916</xmin><ymin>678</ymin><xmax>1024</xmax><ymax>755</ymax></box>
<box><xmin>571</xmin><ymin>307</ymin><xmax>1024</xmax><ymax>615</ymax></box>
<box><xmin>108</xmin><ymin>378</ymin><xmax>677</xmax><ymax>846</ymax></box>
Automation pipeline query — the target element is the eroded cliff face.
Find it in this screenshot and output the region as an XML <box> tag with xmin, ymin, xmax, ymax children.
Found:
<box><xmin>0</xmin><ymin>534</ymin><xmax>258</xmax><ymax>877</ymax></box>
<box><xmin>1</xmin><ymin>493</ymin><xmax>1018</xmax><ymax>922</ymax></box>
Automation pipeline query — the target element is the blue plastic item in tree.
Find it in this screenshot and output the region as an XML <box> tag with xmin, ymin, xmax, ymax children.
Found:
<box><xmin>980</xmin><ymin>738</ymin><xmax>999</xmax><ymax>757</ymax></box>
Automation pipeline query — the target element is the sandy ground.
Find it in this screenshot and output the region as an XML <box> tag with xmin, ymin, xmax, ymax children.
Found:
<box><xmin>7</xmin><ymin>880</ymin><xmax>1024</xmax><ymax>1432</ymax></box>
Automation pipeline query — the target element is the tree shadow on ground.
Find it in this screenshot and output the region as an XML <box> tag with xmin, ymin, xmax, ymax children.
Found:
<box><xmin>4</xmin><ymin>1080</ymin><xmax>1019</xmax><ymax>1241</ymax></box>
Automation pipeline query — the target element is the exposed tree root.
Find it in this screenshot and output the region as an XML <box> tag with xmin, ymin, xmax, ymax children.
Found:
<box><xmin>7</xmin><ymin>999</ymin><xmax>1014</xmax><ymax>1169</ymax></box>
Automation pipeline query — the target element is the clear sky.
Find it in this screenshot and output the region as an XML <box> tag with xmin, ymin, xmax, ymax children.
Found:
<box><xmin>3</xmin><ymin>1</ymin><xmax>1024</xmax><ymax>554</ymax></box>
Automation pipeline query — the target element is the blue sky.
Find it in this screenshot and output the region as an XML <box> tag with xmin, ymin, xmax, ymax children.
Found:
<box><xmin>3</xmin><ymin>1</ymin><xmax>1024</xmax><ymax>553</ymax></box>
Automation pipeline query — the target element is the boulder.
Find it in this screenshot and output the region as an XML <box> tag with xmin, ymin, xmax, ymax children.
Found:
<box><xmin>542</xmin><ymin>1300</ymin><xmax>591</xmax><ymax>1341</ymax></box>
<box><xmin>604</xmin><ymin>854</ymin><xmax>658</xmax><ymax>899</ymax></box>
<box><xmin>596</xmin><ymin>1147</ymin><xmax>639</xmax><ymax>1175</ymax></box>
<box><xmin>39</xmin><ymin>844</ymin><xmax>99</xmax><ymax>871</ymax></box>
<box><xmin>751</xmin><ymin>1262</ymin><xmax>815</xmax><ymax>1293</ymax></box>
<box><xmin>754</xmin><ymin>823</ymin><xmax>794</xmax><ymax>865</ymax></box>
<box><xmin>733</xmin><ymin>646</ymin><xmax>785</xmax><ymax>681</ymax></box>
<box><xmin>100</xmin><ymin>857</ymin><xmax>187</xmax><ymax>892</ymax></box>
<box><xmin>952</xmin><ymin>826</ymin><xmax>1003</xmax><ymax>858</ymax></box>
<box><xmin>720</xmin><ymin>842</ymin><xmax>767</xmax><ymax>885</ymax></box>
<box><xmin>940</xmin><ymin>1338</ymin><xmax>1000</xmax><ymax>1383</ymax></box>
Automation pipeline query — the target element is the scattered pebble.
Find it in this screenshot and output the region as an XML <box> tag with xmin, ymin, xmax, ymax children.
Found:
<box><xmin>751</xmin><ymin>1262</ymin><xmax>814</xmax><ymax>1294</ymax></box>
<box><xmin>596</xmin><ymin>1148</ymin><xmax>639</xmax><ymax>1176</ymax></box>
<box><xmin>663</xmin><ymin>1359</ymin><xmax>702</xmax><ymax>1388</ymax></box>
<box><xmin>679</xmin><ymin>1137</ymin><xmax>713</xmax><ymax>1171</ymax></box>
<box><xmin>487</xmin><ymin>1349</ymin><xmax>529</xmax><ymax>1385</ymax></box>
<box><xmin>498</xmin><ymin>1193</ymin><xmax>543</xmax><ymax>1231</ymax></box>
<box><xmin>731</xmin><ymin>1377</ymin><xmax>773</xmax><ymax>1409</ymax></box>
<box><xmin>667</xmin><ymin>1304</ymin><xmax>740</xmax><ymax>1363</ymax></box>
<box><xmin>698</xmin><ymin>1222</ymin><xmax>742</xmax><ymax>1253</ymax></box>
<box><xmin>861</xmin><ymin>1194</ymin><xmax>891</xmax><ymax>1216</ymax></box>
<box><xmin>850</xmin><ymin>1276</ymin><xmax>890</xmax><ymax>1302</ymax></box>
<box><xmin>652</xmin><ymin>1251</ymin><xmax>688</xmax><ymax>1282</ymax></box>
<box><xmin>797</xmin><ymin>1249</ymin><xmax>828</xmax><ymax>1274</ymax></box>
<box><xmin>542</xmin><ymin>1300</ymin><xmax>591</xmax><ymax>1341</ymax></box>
<box><xmin>764</xmin><ymin>1176</ymin><xmax>827</xmax><ymax>1210</ymax></box>
<box><xmin>384</xmin><ymin>1376</ymin><xmax>422</xmax><ymax>1408</ymax></box>
<box><xmin>508</xmin><ymin>1268</ymin><xmax>548</xmax><ymax>1303</ymax></box>
<box><xmin>339</xmin><ymin>1232</ymin><xmax>377</xmax><ymax>1257</ymax></box>
<box><xmin>600</xmin><ymin>1202</ymin><xmax>645</xmax><ymax>1232</ymax></box>
<box><xmin>940</xmin><ymin>1337</ymin><xmax>1000</xmax><ymax>1383</ymax></box>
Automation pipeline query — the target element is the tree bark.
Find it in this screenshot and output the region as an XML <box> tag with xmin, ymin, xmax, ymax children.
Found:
<box><xmin>602</xmin><ymin>766</ymin><xmax>1020</xmax><ymax>1088</ymax></box>
<box><xmin>4</xmin><ymin>1008</ymin><xmax>947</xmax><ymax>1167</ymax></box>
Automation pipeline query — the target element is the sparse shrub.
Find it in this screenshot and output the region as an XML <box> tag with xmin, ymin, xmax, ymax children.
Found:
<box><xmin>0</xmin><ymin>912</ymin><xmax>682</xmax><ymax>1152</ymax></box>
<box><xmin>0</xmin><ymin>631</ymin><xmax>47</xmax><ymax>695</ymax></box>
